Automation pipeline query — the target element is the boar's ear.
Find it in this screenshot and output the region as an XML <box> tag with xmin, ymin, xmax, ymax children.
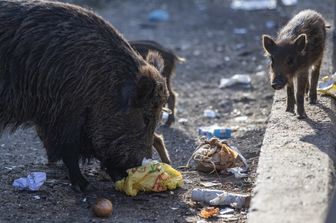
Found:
<box><xmin>294</xmin><ymin>34</ymin><xmax>307</xmax><ymax>52</ymax></box>
<box><xmin>135</xmin><ymin>76</ymin><xmax>155</xmax><ymax>105</ymax></box>
<box><xmin>146</xmin><ymin>51</ymin><xmax>164</xmax><ymax>73</ymax></box>
<box><xmin>262</xmin><ymin>35</ymin><xmax>276</xmax><ymax>55</ymax></box>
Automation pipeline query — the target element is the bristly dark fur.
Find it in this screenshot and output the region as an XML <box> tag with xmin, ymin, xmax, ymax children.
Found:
<box><xmin>0</xmin><ymin>0</ymin><xmax>168</xmax><ymax>191</ymax></box>
<box><xmin>130</xmin><ymin>40</ymin><xmax>185</xmax><ymax>126</ymax></box>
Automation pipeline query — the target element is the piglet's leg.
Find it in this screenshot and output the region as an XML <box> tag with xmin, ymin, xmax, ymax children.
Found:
<box><xmin>296</xmin><ymin>71</ymin><xmax>309</xmax><ymax>119</ymax></box>
<box><xmin>309</xmin><ymin>59</ymin><xmax>322</xmax><ymax>104</ymax></box>
<box><xmin>153</xmin><ymin>133</ymin><xmax>171</xmax><ymax>164</ymax></box>
<box><xmin>286</xmin><ymin>81</ymin><xmax>295</xmax><ymax>113</ymax></box>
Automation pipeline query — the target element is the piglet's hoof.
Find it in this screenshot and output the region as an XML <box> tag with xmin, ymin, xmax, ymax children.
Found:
<box><xmin>309</xmin><ymin>98</ymin><xmax>317</xmax><ymax>105</ymax></box>
<box><xmin>285</xmin><ymin>107</ymin><xmax>295</xmax><ymax>113</ymax></box>
<box><xmin>297</xmin><ymin>113</ymin><xmax>307</xmax><ymax>119</ymax></box>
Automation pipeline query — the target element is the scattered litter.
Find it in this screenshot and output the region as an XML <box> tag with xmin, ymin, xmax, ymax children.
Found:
<box><xmin>1</xmin><ymin>144</ymin><xmax>5</xmax><ymax>147</ymax></box>
<box><xmin>148</xmin><ymin>9</ymin><xmax>170</xmax><ymax>22</ymax></box>
<box><xmin>219</xmin><ymin>207</ymin><xmax>235</xmax><ymax>215</ymax></box>
<box><xmin>170</xmin><ymin>207</ymin><xmax>178</xmax><ymax>210</ymax></box>
<box><xmin>219</xmin><ymin>74</ymin><xmax>251</xmax><ymax>88</ymax></box>
<box><xmin>265</xmin><ymin>20</ymin><xmax>276</xmax><ymax>29</ymax></box>
<box><xmin>162</xmin><ymin>111</ymin><xmax>169</xmax><ymax>123</ymax></box>
<box><xmin>200</xmin><ymin>181</ymin><xmax>222</xmax><ymax>187</ymax></box>
<box><xmin>192</xmin><ymin>188</ymin><xmax>251</xmax><ymax>209</ymax></box>
<box><xmin>199</xmin><ymin>207</ymin><xmax>219</xmax><ymax>219</ymax></box>
<box><xmin>13</xmin><ymin>172</ymin><xmax>46</xmax><ymax>191</ymax></box>
<box><xmin>178</xmin><ymin>118</ymin><xmax>188</xmax><ymax>124</ymax></box>
<box><xmin>198</xmin><ymin>125</ymin><xmax>232</xmax><ymax>139</ymax></box>
<box><xmin>233</xmin><ymin>28</ymin><xmax>247</xmax><ymax>35</ymax></box>
<box><xmin>234</xmin><ymin>116</ymin><xmax>248</xmax><ymax>122</ymax></box>
<box><xmin>33</xmin><ymin>195</ymin><xmax>41</xmax><ymax>200</ymax></box>
<box><xmin>203</xmin><ymin>109</ymin><xmax>218</xmax><ymax>118</ymax></box>
<box><xmin>317</xmin><ymin>74</ymin><xmax>336</xmax><ymax>99</ymax></box>
<box><xmin>256</xmin><ymin>70</ymin><xmax>266</xmax><ymax>77</ymax></box>
<box><xmin>115</xmin><ymin>159</ymin><xmax>183</xmax><ymax>196</ymax></box>
<box><xmin>231</xmin><ymin>0</ymin><xmax>276</xmax><ymax>11</ymax></box>
<box><xmin>282</xmin><ymin>0</ymin><xmax>297</xmax><ymax>6</ymax></box>
<box><xmin>187</xmin><ymin>138</ymin><xmax>248</xmax><ymax>174</ymax></box>
<box><xmin>4</xmin><ymin>166</ymin><xmax>16</xmax><ymax>171</ymax></box>
<box><xmin>227</xmin><ymin>167</ymin><xmax>248</xmax><ymax>179</ymax></box>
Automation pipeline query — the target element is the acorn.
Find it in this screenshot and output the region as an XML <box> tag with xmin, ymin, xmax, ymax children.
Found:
<box><xmin>92</xmin><ymin>198</ymin><xmax>113</xmax><ymax>218</ymax></box>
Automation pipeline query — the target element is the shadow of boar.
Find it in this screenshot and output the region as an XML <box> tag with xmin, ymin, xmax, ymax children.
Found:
<box><xmin>262</xmin><ymin>9</ymin><xmax>327</xmax><ymax>119</ymax></box>
<box><xmin>129</xmin><ymin>40</ymin><xmax>185</xmax><ymax>127</ymax></box>
<box><xmin>0</xmin><ymin>0</ymin><xmax>170</xmax><ymax>192</ymax></box>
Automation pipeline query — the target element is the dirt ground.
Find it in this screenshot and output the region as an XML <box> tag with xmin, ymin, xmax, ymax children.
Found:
<box><xmin>0</xmin><ymin>1</ymin><xmax>333</xmax><ymax>223</ymax></box>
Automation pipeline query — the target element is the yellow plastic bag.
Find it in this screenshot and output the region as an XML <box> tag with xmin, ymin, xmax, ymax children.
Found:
<box><xmin>115</xmin><ymin>160</ymin><xmax>183</xmax><ymax>196</ymax></box>
<box><xmin>317</xmin><ymin>75</ymin><xmax>336</xmax><ymax>99</ymax></box>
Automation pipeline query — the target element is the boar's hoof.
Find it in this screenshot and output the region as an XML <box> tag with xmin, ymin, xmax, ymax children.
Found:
<box><xmin>70</xmin><ymin>177</ymin><xmax>90</xmax><ymax>192</ymax></box>
<box><xmin>107</xmin><ymin>169</ymin><xmax>128</xmax><ymax>182</ymax></box>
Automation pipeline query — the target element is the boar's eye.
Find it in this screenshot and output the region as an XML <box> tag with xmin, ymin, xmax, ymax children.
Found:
<box><xmin>287</xmin><ymin>57</ymin><xmax>294</xmax><ymax>66</ymax></box>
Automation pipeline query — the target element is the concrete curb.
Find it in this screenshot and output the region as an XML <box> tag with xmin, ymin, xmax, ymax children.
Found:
<box><xmin>248</xmin><ymin>2</ymin><xmax>336</xmax><ymax>222</ymax></box>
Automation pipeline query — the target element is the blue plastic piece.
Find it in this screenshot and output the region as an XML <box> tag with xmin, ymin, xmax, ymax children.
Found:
<box><xmin>148</xmin><ymin>9</ymin><xmax>170</xmax><ymax>22</ymax></box>
<box><xmin>13</xmin><ymin>172</ymin><xmax>47</xmax><ymax>191</ymax></box>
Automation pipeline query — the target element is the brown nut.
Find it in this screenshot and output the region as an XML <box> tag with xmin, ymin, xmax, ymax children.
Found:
<box><xmin>92</xmin><ymin>198</ymin><xmax>113</xmax><ymax>218</ymax></box>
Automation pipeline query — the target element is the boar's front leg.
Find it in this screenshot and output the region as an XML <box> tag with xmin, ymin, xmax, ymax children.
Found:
<box><xmin>48</xmin><ymin>119</ymin><xmax>89</xmax><ymax>192</ymax></box>
<box><xmin>296</xmin><ymin>71</ymin><xmax>309</xmax><ymax>119</ymax></box>
<box><xmin>309</xmin><ymin>59</ymin><xmax>322</xmax><ymax>104</ymax></box>
<box><xmin>153</xmin><ymin>133</ymin><xmax>171</xmax><ymax>164</ymax></box>
<box><xmin>286</xmin><ymin>81</ymin><xmax>295</xmax><ymax>113</ymax></box>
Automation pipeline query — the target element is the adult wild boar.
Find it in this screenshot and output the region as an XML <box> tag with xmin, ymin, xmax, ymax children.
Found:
<box><xmin>262</xmin><ymin>10</ymin><xmax>327</xmax><ymax>119</ymax></box>
<box><xmin>0</xmin><ymin>0</ymin><xmax>170</xmax><ymax>191</ymax></box>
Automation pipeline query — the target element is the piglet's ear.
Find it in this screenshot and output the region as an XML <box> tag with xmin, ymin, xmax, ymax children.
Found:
<box><xmin>146</xmin><ymin>51</ymin><xmax>164</xmax><ymax>73</ymax></box>
<box><xmin>294</xmin><ymin>34</ymin><xmax>307</xmax><ymax>52</ymax></box>
<box><xmin>262</xmin><ymin>35</ymin><xmax>276</xmax><ymax>55</ymax></box>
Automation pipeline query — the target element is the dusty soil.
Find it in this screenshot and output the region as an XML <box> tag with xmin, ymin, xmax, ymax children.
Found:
<box><xmin>1</xmin><ymin>0</ymin><xmax>332</xmax><ymax>222</ymax></box>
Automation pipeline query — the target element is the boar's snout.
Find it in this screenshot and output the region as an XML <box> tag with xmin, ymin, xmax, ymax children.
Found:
<box><xmin>271</xmin><ymin>75</ymin><xmax>287</xmax><ymax>90</ymax></box>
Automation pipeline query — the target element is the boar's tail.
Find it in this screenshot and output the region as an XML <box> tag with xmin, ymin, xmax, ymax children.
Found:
<box><xmin>175</xmin><ymin>55</ymin><xmax>186</xmax><ymax>63</ymax></box>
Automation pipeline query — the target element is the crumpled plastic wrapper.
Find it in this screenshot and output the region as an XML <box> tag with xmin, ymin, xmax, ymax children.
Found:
<box><xmin>13</xmin><ymin>172</ymin><xmax>47</xmax><ymax>191</ymax></box>
<box><xmin>187</xmin><ymin>137</ymin><xmax>248</xmax><ymax>175</ymax></box>
<box><xmin>317</xmin><ymin>74</ymin><xmax>336</xmax><ymax>99</ymax></box>
<box><xmin>115</xmin><ymin>159</ymin><xmax>183</xmax><ymax>196</ymax></box>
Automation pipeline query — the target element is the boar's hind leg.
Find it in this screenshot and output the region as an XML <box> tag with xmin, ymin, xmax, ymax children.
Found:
<box><xmin>153</xmin><ymin>133</ymin><xmax>171</xmax><ymax>164</ymax></box>
<box><xmin>309</xmin><ymin>59</ymin><xmax>322</xmax><ymax>104</ymax></box>
<box><xmin>296</xmin><ymin>71</ymin><xmax>309</xmax><ymax>119</ymax></box>
<box><xmin>286</xmin><ymin>81</ymin><xmax>295</xmax><ymax>113</ymax></box>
